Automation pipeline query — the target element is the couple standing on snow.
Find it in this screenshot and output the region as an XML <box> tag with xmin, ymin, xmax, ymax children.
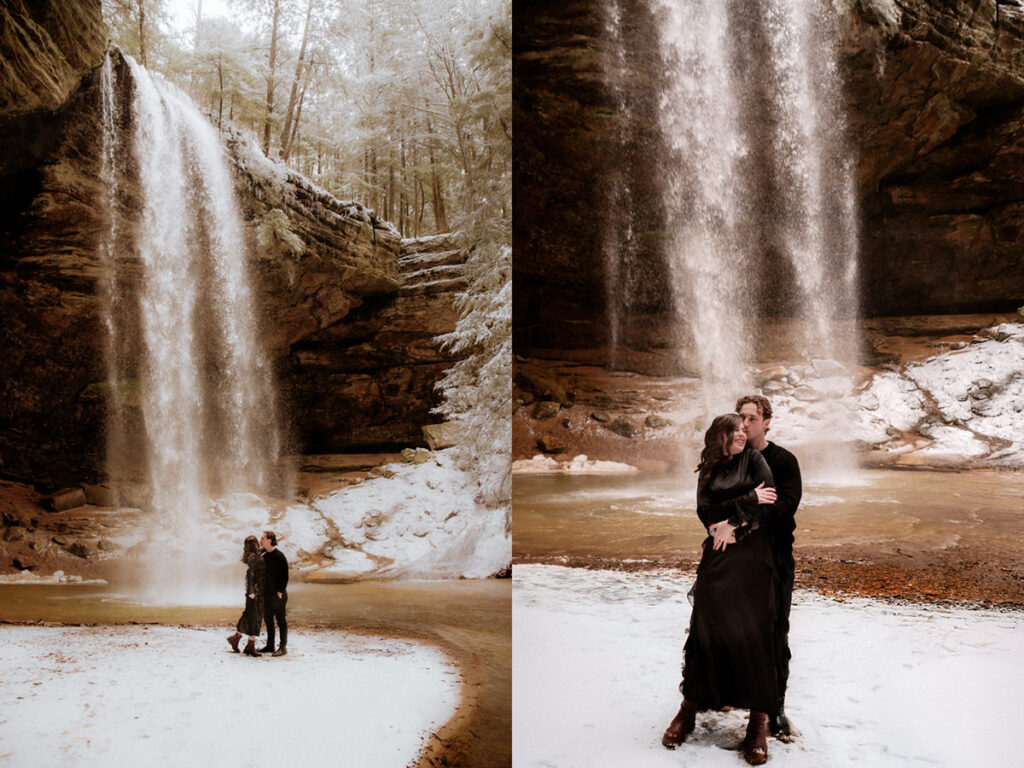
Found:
<box><xmin>228</xmin><ymin>531</ymin><xmax>289</xmax><ymax>658</ymax></box>
<box><xmin>662</xmin><ymin>394</ymin><xmax>802</xmax><ymax>765</ymax></box>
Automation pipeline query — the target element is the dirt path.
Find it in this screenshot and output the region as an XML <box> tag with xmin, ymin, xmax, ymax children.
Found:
<box><xmin>514</xmin><ymin>544</ymin><xmax>1024</xmax><ymax>608</ymax></box>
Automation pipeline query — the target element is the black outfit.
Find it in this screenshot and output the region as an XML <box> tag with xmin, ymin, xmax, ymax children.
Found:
<box><xmin>681</xmin><ymin>446</ymin><xmax>780</xmax><ymax>716</ymax></box>
<box><xmin>236</xmin><ymin>552</ymin><xmax>265</xmax><ymax>636</ymax></box>
<box><xmin>758</xmin><ymin>441</ymin><xmax>802</xmax><ymax>715</ymax></box>
<box><xmin>262</xmin><ymin>547</ymin><xmax>289</xmax><ymax>650</ymax></box>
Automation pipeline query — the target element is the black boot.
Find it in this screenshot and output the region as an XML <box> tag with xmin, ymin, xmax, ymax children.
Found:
<box><xmin>257</xmin><ymin>644</ymin><xmax>274</xmax><ymax>653</ymax></box>
<box><xmin>769</xmin><ymin>709</ymin><xmax>798</xmax><ymax>741</ymax></box>
<box><xmin>243</xmin><ymin>638</ymin><xmax>261</xmax><ymax>657</ymax></box>
<box><xmin>272</xmin><ymin>645</ymin><xmax>287</xmax><ymax>657</ymax></box>
<box><xmin>661</xmin><ymin>700</ymin><xmax>698</xmax><ymax>749</ymax></box>
<box><xmin>743</xmin><ymin>711</ymin><xmax>769</xmax><ymax>765</ymax></box>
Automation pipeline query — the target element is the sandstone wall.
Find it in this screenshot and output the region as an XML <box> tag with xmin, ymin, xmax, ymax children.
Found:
<box><xmin>514</xmin><ymin>0</ymin><xmax>1024</xmax><ymax>351</ymax></box>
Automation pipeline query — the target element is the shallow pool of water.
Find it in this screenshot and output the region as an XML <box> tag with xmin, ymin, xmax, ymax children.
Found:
<box><xmin>512</xmin><ymin>469</ymin><xmax>1024</xmax><ymax>563</ymax></box>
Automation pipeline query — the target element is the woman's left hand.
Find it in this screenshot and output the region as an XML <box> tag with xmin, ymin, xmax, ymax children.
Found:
<box><xmin>710</xmin><ymin>521</ymin><xmax>737</xmax><ymax>551</ymax></box>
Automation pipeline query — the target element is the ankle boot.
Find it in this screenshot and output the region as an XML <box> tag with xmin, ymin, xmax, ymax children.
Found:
<box><xmin>743</xmin><ymin>711</ymin><xmax>769</xmax><ymax>765</ymax></box>
<box><xmin>661</xmin><ymin>700</ymin><xmax>698</xmax><ymax>749</ymax></box>
<box><xmin>769</xmin><ymin>709</ymin><xmax>798</xmax><ymax>742</ymax></box>
<box><xmin>243</xmin><ymin>638</ymin><xmax>261</xmax><ymax>657</ymax></box>
<box><xmin>226</xmin><ymin>632</ymin><xmax>241</xmax><ymax>653</ymax></box>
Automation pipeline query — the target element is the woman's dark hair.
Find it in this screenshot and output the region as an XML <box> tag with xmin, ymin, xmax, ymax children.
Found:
<box><xmin>696</xmin><ymin>413</ymin><xmax>743</xmax><ymax>484</ymax></box>
<box><xmin>241</xmin><ymin>535</ymin><xmax>260</xmax><ymax>563</ymax></box>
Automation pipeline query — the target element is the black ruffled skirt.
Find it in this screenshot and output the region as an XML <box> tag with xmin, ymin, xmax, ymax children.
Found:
<box><xmin>681</xmin><ymin>530</ymin><xmax>780</xmax><ymax>715</ymax></box>
<box><xmin>236</xmin><ymin>595</ymin><xmax>263</xmax><ymax>637</ymax></box>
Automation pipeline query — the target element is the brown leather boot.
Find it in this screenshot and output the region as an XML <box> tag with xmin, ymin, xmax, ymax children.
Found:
<box><xmin>227</xmin><ymin>632</ymin><xmax>241</xmax><ymax>653</ymax></box>
<box><xmin>243</xmin><ymin>638</ymin><xmax>261</xmax><ymax>657</ymax></box>
<box><xmin>661</xmin><ymin>700</ymin><xmax>698</xmax><ymax>749</ymax></box>
<box><xmin>743</xmin><ymin>711</ymin><xmax>769</xmax><ymax>765</ymax></box>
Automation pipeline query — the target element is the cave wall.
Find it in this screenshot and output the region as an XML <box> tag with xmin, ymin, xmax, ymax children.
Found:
<box><xmin>513</xmin><ymin>0</ymin><xmax>1024</xmax><ymax>351</ymax></box>
<box><xmin>0</xmin><ymin>2</ymin><xmax>460</xmax><ymax>487</ymax></box>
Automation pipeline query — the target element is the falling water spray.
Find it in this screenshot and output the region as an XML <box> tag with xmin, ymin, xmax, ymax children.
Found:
<box><xmin>100</xmin><ymin>54</ymin><xmax>281</xmax><ymax>602</ymax></box>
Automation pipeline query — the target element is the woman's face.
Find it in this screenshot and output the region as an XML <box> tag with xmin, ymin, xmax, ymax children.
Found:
<box><xmin>726</xmin><ymin>426</ymin><xmax>746</xmax><ymax>455</ymax></box>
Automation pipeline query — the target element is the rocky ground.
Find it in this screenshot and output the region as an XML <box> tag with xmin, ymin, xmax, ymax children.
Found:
<box><xmin>513</xmin><ymin>312</ymin><xmax>1024</xmax><ymax>471</ymax></box>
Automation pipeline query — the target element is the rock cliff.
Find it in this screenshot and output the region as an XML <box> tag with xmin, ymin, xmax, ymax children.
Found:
<box><xmin>0</xmin><ymin>2</ymin><xmax>460</xmax><ymax>487</ymax></box>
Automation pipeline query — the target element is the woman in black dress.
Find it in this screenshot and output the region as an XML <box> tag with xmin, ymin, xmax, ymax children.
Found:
<box><xmin>662</xmin><ymin>413</ymin><xmax>779</xmax><ymax>765</ymax></box>
<box><xmin>226</xmin><ymin>535</ymin><xmax>265</xmax><ymax>657</ymax></box>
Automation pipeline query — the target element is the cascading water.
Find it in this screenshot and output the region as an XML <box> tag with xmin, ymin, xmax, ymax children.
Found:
<box><xmin>650</xmin><ymin>0</ymin><xmax>859</xmax><ymax>415</ymax></box>
<box><xmin>99</xmin><ymin>53</ymin><xmax>281</xmax><ymax>601</ymax></box>
<box><xmin>600</xmin><ymin>0</ymin><xmax>634</xmax><ymax>368</ymax></box>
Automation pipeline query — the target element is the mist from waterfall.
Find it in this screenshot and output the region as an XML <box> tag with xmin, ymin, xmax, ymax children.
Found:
<box><xmin>652</xmin><ymin>0</ymin><xmax>859</xmax><ymax>414</ymax></box>
<box><xmin>100</xmin><ymin>55</ymin><xmax>280</xmax><ymax>601</ymax></box>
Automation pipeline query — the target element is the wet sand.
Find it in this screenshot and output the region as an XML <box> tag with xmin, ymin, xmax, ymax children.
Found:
<box><xmin>513</xmin><ymin>469</ymin><xmax>1024</xmax><ymax>607</ymax></box>
<box><xmin>0</xmin><ymin>579</ymin><xmax>510</xmax><ymax>768</ymax></box>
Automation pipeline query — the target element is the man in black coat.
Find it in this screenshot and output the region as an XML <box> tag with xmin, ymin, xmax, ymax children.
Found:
<box><xmin>736</xmin><ymin>394</ymin><xmax>802</xmax><ymax>740</ymax></box>
<box><xmin>259</xmin><ymin>530</ymin><xmax>289</xmax><ymax>657</ymax></box>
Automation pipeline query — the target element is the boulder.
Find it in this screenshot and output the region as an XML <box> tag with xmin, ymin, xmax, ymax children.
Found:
<box><xmin>538</xmin><ymin>434</ymin><xmax>566</xmax><ymax>453</ymax></box>
<box><xmin>606</xmin><ymin>417</ymin><xmax>642</xmax><ymax>439</ymax></box>
<box><xmin>421</xmin><ymin>422</ymin><xmax>463</xmax><ymax>450</ymax></box>
<box><xmin>42</xmin><ymin>487</ymin><xmax>86</xmax><ymax>512</ymax></box>
<box><xmin>532</xmin><ymin>401</ymin><xmax>561</xmax><ymax>419</ymax></box>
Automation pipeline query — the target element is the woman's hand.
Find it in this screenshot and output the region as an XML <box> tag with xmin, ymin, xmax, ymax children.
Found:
<box><xmin>754</xmin><ymin>482</ymin><xmax>777</xmax><ymax>505</ymax></box>
<box><xmin>710</xmin><ymin>521</ymin><xmax>737</xmax><ymax>551</ymax></box>
<box><xmin>248</xmin><ymin>593</ymin><xmax>255</xmax><ymax>600</ymax></box>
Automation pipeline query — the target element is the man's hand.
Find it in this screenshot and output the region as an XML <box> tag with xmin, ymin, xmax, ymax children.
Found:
<box><xmin>248</xmin><ymin>593</ymin><xmax>255</xmax><ymax>599</ymax></box>
<box><xmin>754</xmin><ymin>482</ymin><xmax>777</xmax><ymax>505</ymax></box>
<box><xmin>709</xmin><ymin>521</ymin><xmax>737</xmax><ymax>551</ymax></box>
<box><xmin>277</xmin><ymin>592</ymin><xmax>282</xmax><ymax>599</ymax></box>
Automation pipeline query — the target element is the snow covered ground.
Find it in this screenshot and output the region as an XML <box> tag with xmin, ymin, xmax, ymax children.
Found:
<box><xmin>513</xmin><ymin>564</ymin><xmax>1024</xmax><ymax>768</ymax></box>
<box><xmin>0</xmin><ymin>625</ymin><xmax>459</xmax><ymax>767</ymax></box>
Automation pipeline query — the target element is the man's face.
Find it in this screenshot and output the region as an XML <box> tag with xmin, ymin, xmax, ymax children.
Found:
<box><xmin>738</xmin><ymin>403</ymin><xmax>769</xmax><ymax>444</ymax></box>
<box><xmin>259</xmin><ymin>534</ymin><xmax>270</xmax><ymax>551</ymax></box>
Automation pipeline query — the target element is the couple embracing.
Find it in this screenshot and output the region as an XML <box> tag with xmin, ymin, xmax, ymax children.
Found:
<box><xmin>227</xmin><ymin>531</ymin><xmax>289</xmax><ymax>658</ymax></box>
<box><xmin>662</xmin><ymin>395</ymin><xmax>802</xmax><ymax>765</ymax></box>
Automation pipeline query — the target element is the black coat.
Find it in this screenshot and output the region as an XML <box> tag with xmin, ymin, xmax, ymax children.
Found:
<box><xmin>682</xmin><ymin>446</ymin><xmax>780</xmax><ymax>715</ymax></box>
<box><xmin>236</xmin><ymin>553</ymin><xmax>265</xmax><ymax>636</ymax></box>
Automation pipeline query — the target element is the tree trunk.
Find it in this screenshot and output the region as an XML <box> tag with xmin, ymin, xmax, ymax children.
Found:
<box><xmin>283</xmin><ymin>57</ymin><xmax>313</xmax><ymax>162</ymax></box>
<box><xmin>137</xmin><ymin>0</ymin><xmax>148</xmax><ymax>66</ymax></box>
<box><xmin>217</xmin><ymin>54</ymin><xmax>224</xmax><ymax>131</ymax></box>
<box><xmin>262</xmin><ymin>0</ymin><xmax>282</xmax><ymax>156</ymax></box>
<box><xmin>280</xmin><ymin>0</ymin><xmax>314</xmax><ymax>156</ymax></box>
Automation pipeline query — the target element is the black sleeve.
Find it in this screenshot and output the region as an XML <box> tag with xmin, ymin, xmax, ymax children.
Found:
<box><xmin>766</xmin><ymin>451</ymin><xmax>802</xmax><ymax>534</ymax></box>
<box><xmin>724</xmin><ymin>450</ymin><xmax>774</xmax><ymax>528</ymax></box>
<box><xmin>279</xmin><ymin>551</ymin><xmax>289</xmax><ymax>591</ymax></box>
<box><xmin>696</xmin><ymin>453</ymin><xmax>774</xmax><ymax>529</ymax></box>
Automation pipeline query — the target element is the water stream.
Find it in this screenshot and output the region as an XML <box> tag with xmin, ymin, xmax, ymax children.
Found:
<box><xmin>606</xmin><ymin>0</ymin><xmax>859</xmax><ymax>412</ymax></box>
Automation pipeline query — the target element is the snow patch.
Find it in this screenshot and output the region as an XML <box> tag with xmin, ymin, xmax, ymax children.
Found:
<box><xmin>514</xmin><ymin>564</ymin><xmax>1024</xmax><ymax>768</ymax></box>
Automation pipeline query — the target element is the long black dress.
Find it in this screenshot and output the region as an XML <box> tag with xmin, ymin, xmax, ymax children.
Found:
<box><xmin>681</xmin><ymin>445</ymin><xmax>780</xmax><ymax>716</ymax></box>
<box><xmin>236</xmin><ymin>552</ymin><xmax>265</xmax><ymax>636</ymax></box>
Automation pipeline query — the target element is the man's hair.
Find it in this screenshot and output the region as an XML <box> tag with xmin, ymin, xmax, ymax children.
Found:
<box><xmin>736</xmin><ymin>394</ymin><xmax>773</xmax><ymax>422</ymax></box>
<box><xmin>263</xmin><ymin>530</ymin><xmax>278</xmax><ymax>546</ymax></box>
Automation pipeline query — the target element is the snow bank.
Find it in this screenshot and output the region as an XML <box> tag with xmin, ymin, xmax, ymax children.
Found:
<box><xmin>312</xmin><ymin>450</ymin><xmax>510</xmax><ymax>579</ymax></box>
<box><xmin>0</xmin><ymin>625</ymin><xmax>459</xmax><ymax>767</ymax></box>
<box><xmin>513</xmin><ymin>564</ymin><xmax>1023</xmax><ymax>768</ymax></box>
<box><xmin>512</xmin><ymin>454</ymin><xmax>640</xmax><ymax>474</ymax></box>
<box><xmin>0</xmin><ymin>570</ymin><xmax>107</xmax><ymax>585</ymax></box>
<box><xmin>854</xmin><ymin>323</ymin><xmax>1024</xmax><ymax>464</ymax></box>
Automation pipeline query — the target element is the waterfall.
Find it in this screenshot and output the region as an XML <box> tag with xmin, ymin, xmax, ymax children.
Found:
<box><xmin>652</xmin><ymin>0</ymin><xmax>859</xmax><ymax>414</ymax></box>
<box><xmin>600</xmin><ymin>0</ymin><xmax>633</xmax><ymax>368</ymax></box>
<box><xmin>99</xmin><ymin>54</ymin><xmax>280</xmax><ymax>599</ymax></box>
